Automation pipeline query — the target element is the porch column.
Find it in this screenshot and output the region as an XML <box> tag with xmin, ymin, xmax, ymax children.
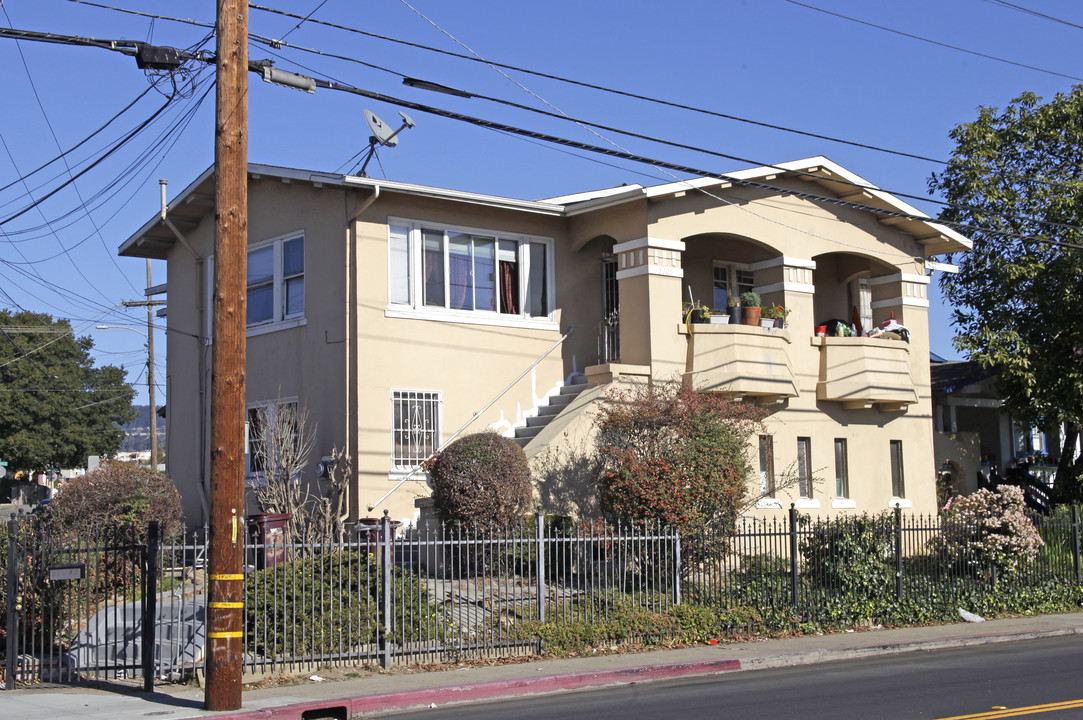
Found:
<box><xmin>749</xmin><ymin>256</ymin><xmax>816</xmax><ymax>334</ymax></box>
<box><xmin>870</xmin><ymin>271</ymin><xmax>932</xmax><ymax>392</ymax></box>
<box><xmin>614</xmin><ymin>237</ymin><xmax>686</xmax><ymax>380</ymax></box>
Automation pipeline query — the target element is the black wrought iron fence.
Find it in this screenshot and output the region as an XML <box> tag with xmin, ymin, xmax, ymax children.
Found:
<box><xmin>3</xmin><ymin>504</ymin><xmax>1081</xmax><ymax>691</ymax></box>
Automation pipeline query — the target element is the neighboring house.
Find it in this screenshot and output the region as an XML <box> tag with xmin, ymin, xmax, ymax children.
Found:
<box><xmin>931</xmin><ymin>358</ymin><xmax>1067</xmax><ymax>505</ymax></box>
<box><xmin>119</xmin><ymin>157</ymin><xmax>970</xmax><ymax>527</ymax></box>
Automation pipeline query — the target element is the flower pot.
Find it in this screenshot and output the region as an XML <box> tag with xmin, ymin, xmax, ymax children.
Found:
<box><xmin>727</xmin><ymin>305</ymin><xmax>742</xmax><ymax>325</ymax></box>
<box><xmin>774</xmin><ymin>318</ymin><xmax>784</xmax><ymax>329</ymax></box>
<box><xmin>759</xmin><ymin>318</ymin><xmax>775</xmax><ymax>329</ymax></box>
<box><xmin>815</xmin><ymin>325</ymin><xmax>827</xmax><ymax>337</ymax></box>
<box><xmin>741</xmin><ymin>306</ymin><xmax>762</xmax><ymax>326</ymax></box>
<box><xmin>710</xmin><ymin>314</ymin><xmax>730</xmax><ymax>325</ymax></box>
<box><xmin>689</xmin><ymin>308</ymin><xmax>708</xmax><ymax>323</ymax></box>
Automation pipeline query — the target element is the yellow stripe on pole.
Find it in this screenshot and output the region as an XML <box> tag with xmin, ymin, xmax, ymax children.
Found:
<box><xmin>210</xmin><ymin>573</ymin><xmax>244</xmax><ymax>581</ymax></box>
<box><xmin>209</xmin><ymin>601</ymin><xmax>244</xmax><ymax>609</ymax></box>
<box><xmin>207</xmin><ymin>631</ymin><xmax>243</xmax><ymax>639</ymax></box>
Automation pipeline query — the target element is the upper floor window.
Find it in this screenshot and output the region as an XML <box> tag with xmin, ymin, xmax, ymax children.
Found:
<box><xmin>389</xmin><ymin>220</ymin><xmax>553</xmax><ymax>321</ymax></box>
<box><xmin>712</xmin><ymin>262</ymin><xmax>754</xmax><ymax>308</ymax></box>
<box><xmin>248</xmin><ymin>234</ymin><xmax>304</xmax><ymax>326</ymax></box>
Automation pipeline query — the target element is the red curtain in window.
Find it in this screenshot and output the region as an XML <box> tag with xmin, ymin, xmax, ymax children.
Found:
<box><xmin>500</xmin><ymin>260</ymin><xmax>518</xmax><ymax>314</ymax></box>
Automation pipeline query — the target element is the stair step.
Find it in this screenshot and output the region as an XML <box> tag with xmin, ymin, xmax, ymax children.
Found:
<box><xmin>515</xmin><ymin>425</ymin><xmax>544</xmax><ymax>440</ymax></box>
<box><xmin>548</xmin><ymin>393</ymin><xmax>576</xmax><ymax>408</ymax></box>
<box><xmin>526</xmin><ymin>414</ymin><xmax>551</xmax><ymax>427</ymax></box>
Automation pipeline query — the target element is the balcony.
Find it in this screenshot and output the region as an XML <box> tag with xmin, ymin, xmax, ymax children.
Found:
<box><xmin>682</xmin><ymin>324</ymin><xmax>798</xmax><ymax>403</ymax></box>
<box><xmin>813</xmin><ymin>337</ymin><xmax>918</xmax><ymax>410</ymax></box>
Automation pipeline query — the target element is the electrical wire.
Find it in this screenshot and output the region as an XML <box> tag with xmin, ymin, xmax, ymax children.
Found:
<box><xmin>69</xmin><ymin>0</ymin><xmax>952</xmax><ymax>166</ymax></box>
<box><xmin>980</xmin><ymin>0</ymin><xmax>1083</xmax><ymax>32</ymax></box>
<box><xmin>1</xmin><ymin>2</ymin><xmax>140</xmax><ymax>296</ymax></box>
<box><xmin>305</xmin><ymin>75</ymin><xmax>1083</xmax><ymax>249</ymax></box>
<box><xmin>782</xmin><ymin>0</ymin><xmax>1083</xmax><ymax>83</ymax></box>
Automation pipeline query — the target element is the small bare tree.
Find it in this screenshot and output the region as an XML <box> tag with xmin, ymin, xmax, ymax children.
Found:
<box><xmin>250</xmin><ymin>402</ymin><xmax>349</xmax><ymax>546</ymax></box>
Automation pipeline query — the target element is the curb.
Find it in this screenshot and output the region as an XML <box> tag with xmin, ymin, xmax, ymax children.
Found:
<box><xmin>178</xmin><ymin>625</ymin><xmax>1083</xmax><ymax>719</ymax></box>
<box><xmin>183</xmin><ymin>659</ymin><xmax>742</xmax><ymax>719</ymax></box>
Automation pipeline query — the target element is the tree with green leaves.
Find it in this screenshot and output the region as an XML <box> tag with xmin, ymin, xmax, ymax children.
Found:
<box><xmin>0</xmin><ymin>310</ymin><xmax>134</xmax><ymax>475</ymax></box>
<box><xmin>929</xmin><ymin>86</ymin><xmax>1083</xmax><ymax>502</ymax></box>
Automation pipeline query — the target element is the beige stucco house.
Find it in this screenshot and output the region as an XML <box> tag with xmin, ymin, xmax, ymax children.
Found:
<box><xmin>119</xmin><ymin>157</ymin><xmax>970</xmax><ymax>527</ymax></box>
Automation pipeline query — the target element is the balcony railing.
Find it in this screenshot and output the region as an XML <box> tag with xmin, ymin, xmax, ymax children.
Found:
<box><xmin>813</xmin><ymin>336</ymin><xmax>917</xmax><ymax>410</ymax></box>
<box><xmin>681</xmin><ymin>323</ymin><xmax>798</xmax><ymax>403</ymax></box>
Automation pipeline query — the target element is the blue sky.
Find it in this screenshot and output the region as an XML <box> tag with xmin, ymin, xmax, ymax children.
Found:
<box><xmin>1</xmin><ymin>0</ymin><xmax>1079</xmax><ymax>404</ymax></box>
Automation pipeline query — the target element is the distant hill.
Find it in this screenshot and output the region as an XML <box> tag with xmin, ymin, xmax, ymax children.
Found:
<box><xmin>121</xmin><ymin>404</ymin><xmax>166</xmax><ymax>453</ymax></box>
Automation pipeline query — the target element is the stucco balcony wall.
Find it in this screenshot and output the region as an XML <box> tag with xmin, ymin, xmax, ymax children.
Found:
<box><xmin>681</xmin><ymin>324</ymin><xmax>798</xmax><ymax>400</ymax></box>
<box><xmin>813</xmin><ymin>336</ymin><xmax>918</xmax><ymax>408</ymax></box>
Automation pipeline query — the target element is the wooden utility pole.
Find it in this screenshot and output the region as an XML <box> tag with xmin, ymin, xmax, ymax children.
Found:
<box><xmin>205</xmin><ymin>0</ymin><xmax>248</xmax><ymax>711</ymax></box>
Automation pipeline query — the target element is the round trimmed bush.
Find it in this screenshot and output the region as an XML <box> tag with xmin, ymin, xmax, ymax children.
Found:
<box><xmin>49</xmin><ymin>461</ymin><xmax>182</xmax><ymax>537</ymax></box>
<box><xmin>428</xmin><ymin>432</ymin><xmax>532</xmax><ymax>528</ymax></box>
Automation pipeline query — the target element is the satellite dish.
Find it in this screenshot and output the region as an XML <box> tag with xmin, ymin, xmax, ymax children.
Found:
<box><xmin>365</xmin><ymin>109</ymin><xmax>399</xmax><ymax>147</ymax></box>
<box><xmin>356</xmin><ymin>109</ymin><xmax>418</xmax><ymax>177</ymax></box>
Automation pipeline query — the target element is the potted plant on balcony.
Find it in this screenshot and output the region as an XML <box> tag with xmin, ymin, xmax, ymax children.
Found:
<box><xmin>726</xmin><ymin>291</ymin><xmax>742</xmax><ymax>325</ymax></box>
<box><xmin>739</xmin><ymin>291</ymin><xmax>762</xmax><ymax>326</ymax></box>
<box><xmin>683</xmin><ymin>301</ymin><xmax>709</xmax><ymax>324</ymax></box>
<box><xmin>765</xmin><ymin>302</ymin><xmax>791</xmax><ymax>329</ymax></box>
<box><xmin>710</xmin><ymin>308</ymin><xmax>730</xmax><ymax>324</ymax></box>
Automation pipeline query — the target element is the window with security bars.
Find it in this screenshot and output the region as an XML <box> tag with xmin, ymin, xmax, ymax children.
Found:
<box><xmin>392</xmin><ymin>390</ymin><xmax>441</xmax><ymax>470</ymax></box>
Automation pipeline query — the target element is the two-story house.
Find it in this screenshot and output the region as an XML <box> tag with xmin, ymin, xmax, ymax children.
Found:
<box><xmin>119</xmin><ymin>156</ymin><xmax>970</xmax><ymax>527</ymax></box>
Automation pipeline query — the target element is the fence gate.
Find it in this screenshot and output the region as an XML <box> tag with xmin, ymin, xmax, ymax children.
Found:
<box><xmin>3</xmin><ymin>517</ymin><xmax>158</xmax><ymax>690</ymax></box>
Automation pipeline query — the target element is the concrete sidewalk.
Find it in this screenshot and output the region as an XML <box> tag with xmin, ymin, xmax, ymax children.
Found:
<box><xmin>4</xmin><ymin>612</ymin><xmax>1083</xmax><ymax>720</ymax></box>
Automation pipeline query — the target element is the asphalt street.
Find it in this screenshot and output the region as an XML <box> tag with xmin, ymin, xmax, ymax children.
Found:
<box><xmin>382</xmin><ymin>635</ymin><xmax>1083</xmax><ymax>720</ymax></box>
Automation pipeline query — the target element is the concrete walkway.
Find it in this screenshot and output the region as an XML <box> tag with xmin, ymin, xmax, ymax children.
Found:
<box><xmin>4</xmin><ymin>612</ymin><xmax>1083</xmax><ymax>720</ymax></box>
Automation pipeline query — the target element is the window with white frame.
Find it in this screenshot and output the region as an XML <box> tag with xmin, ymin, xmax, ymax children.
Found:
<box><xmin>890</xmin><ymin>440</ymin><xmax>905</xmax><ymax>498</ymax></box>
<box><xmin>247</xmin><ymin>234</ymin><xmax>304</xmax><ymax>327</ymax></box>
<box><xmin>392</xmin><ymin>390</ymin><xmax>441</xmax><ymax>471</ymax></box>
<box><xmin>389</xmin><ymin>221</ymin><xmax>552</xmax><ymax>320</ymax></box>
<box><xmin>834</xmin><ymin>438</ymin><xmax>850</xmax><ymax>498</ymax></box>
<box><xmin>758</xmin><ymin>435</ymin><xmax>776</xmax><ymax>496</ymax></box>
<box><xmin>712</xmin><ymin>262</ymin><xmax>754</xmax><ymax>309</ymax></box>
<box><xmin>797</xmin><ymin>437</ymin><xmax>813</xmax><ymax>498</ymax></box>
<box><xmin>848</xmin><ymin>276</ymin><xmax>872</xmax><ymax>336</ymax></box>
<box><xmin>245</xmin><ymin>399</ymin><xmax>299</xmax><ymax>481</ymax></box>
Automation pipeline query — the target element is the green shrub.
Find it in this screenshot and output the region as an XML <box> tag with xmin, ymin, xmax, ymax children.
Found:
<box><xmin>244</xmin><ymin>550</ymin><xmax>440</xmax><ymax>658</ymax></box>
<box><xmin>49</xmin><ymin>461</ymin><xmax>182</xmax><ymax>537</ymax></box>
<box><xmin>799</xmin><ymin>513</ymin><xmax>897</xmax><ymax>625</ymax></box>
<box><xmin>739</xmin><ymin>291</ymin><xmax>761</xmax><ymax>308</ymax></box>
<box><xmin>428</xmin><ymin>432</ymin><xmax>532</xmax><ymax>528</ymax></box>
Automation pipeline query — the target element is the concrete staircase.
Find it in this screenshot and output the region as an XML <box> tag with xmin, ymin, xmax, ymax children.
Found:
<box><xmin>513</xmin><ymin>375</ymin><xmax>589</xmax><ymax>447</ymax></box>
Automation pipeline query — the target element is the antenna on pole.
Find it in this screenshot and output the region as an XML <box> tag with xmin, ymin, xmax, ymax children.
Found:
<box><xmin>357</xmin><ymin>109</ymin><xmax>415</xmax><ymax>177</ymax></box>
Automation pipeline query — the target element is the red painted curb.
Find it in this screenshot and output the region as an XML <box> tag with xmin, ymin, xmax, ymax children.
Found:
<box><xmin>193</xmin><ymin>659</ymin><xmax>742</xmax><ymax>719</ymax></box>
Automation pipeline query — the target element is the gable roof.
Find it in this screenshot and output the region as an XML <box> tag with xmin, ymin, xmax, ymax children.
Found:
<box><xmin>550</xmin><ymin>156</ymin><xmax>971</xmax><ymax>256</ymax></box>
<box><xmin>120</xmin><ymin>157</ymin><xmax>971</xmax><ymax>259</ymax></box>
<box><xmin>118</xmin><ymin>163</ymin><xmax>565</xmax><ymax>259</ymax></box>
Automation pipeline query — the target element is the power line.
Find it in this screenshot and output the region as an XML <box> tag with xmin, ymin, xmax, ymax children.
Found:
<box><xmin>305</xmin><ymin>75</ymin><xmax>1083</xmax><ymax>250</ymax></box>
<box><xmin>3</xmin><ymin>20</ymin><xmax>1079</xmax><ymax>253</ymax></box>
<box><xmin>1</xmin><ymin>2</ymin><xmax>140</xmax><ymax>297</ymax></box>
<box><xmin>782</xmin><ymin>0</ymin><xmax>1083</xmax><ymax>83</ymax></box>
<box><xmin>69</xmin><ymin>0</ymin><xmax>952</xmax><ymax>166</ymax></box>
<box><xmin>980</xmin><ymin>0</ymin><xmax>1083</xmax><ymax>32</ymax></box>
<box><xmin>62</xmin><ymin>2</ymin><xmax>1076</xmax><ymax>210</ymax></box>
